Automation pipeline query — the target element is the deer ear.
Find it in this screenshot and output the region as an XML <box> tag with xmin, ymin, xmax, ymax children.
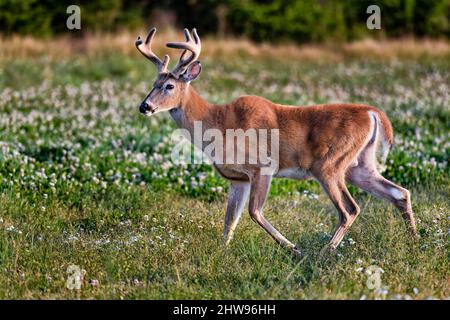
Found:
<box><xmin>182</xmin><ymin>61</ymin><xmax>202</xmax><ymax>82</ymax></box>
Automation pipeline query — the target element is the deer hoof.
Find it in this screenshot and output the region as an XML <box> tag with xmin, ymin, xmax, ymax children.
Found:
<box><xmin>291</xmin><ymin>246</ymin><xmax>302</xmax><ymax>257</ymax></box>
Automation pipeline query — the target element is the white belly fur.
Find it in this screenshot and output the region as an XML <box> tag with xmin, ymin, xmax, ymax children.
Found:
<box><xmin>275</xmin><ymin>168</ymin><xmax>311</xmax><ymax>180</ymax></box>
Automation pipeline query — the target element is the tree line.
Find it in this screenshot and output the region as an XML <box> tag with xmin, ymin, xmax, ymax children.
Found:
<box><xmin>0</xmin><ymin>0</ymin><xmax>448</xmax><ymax>42</ymax></box>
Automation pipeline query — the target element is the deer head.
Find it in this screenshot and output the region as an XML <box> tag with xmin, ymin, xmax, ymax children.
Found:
<box><xmin>136</xmin><ymin>27</ymin><xmax>202</xmax><ymax>116</ymax></box>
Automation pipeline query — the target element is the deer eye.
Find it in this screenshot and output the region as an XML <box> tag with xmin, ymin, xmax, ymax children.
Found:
<box><xmin>165</xmin><ymin>84</ymin><xmax>174</xmax><ymax>90</ymax></box>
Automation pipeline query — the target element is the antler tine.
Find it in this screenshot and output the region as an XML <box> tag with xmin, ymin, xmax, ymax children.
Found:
<box><xmin>135</xmin><ymin>27</ymin><xmax>170</xmax><ymax>73</ymax></box>
<box><xmin>166</xmin><ymin>28</ymin><xmax>202</xmax><ymax>77</ymax></box>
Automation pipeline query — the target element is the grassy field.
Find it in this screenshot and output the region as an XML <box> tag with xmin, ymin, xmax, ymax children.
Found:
<box><xmin>0</xmin><ymin>40</ymin><xmax>449</xmax><ymax>299</ymax></box>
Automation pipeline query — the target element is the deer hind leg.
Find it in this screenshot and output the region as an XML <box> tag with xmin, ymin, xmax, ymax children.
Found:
<box><xmin>223</xmin><ymin>180</ymin><xmax>250</xmax><ymax>245</ymax></box>
<box><xmin>348</xmin><ymin>165</ymin><xmax>417</xmax><ymax>236</ymax></box>
<box><xmin>347</xmin><ymin>126</ymin><xmax>417</xmax><ymax>236</ymax></box>
<box><xmin>319</xmin><ymin>175</ymin><xmax>361</xmax><ymax>250</ymax></box>
<box><xmin>248</xmin><ymin>173</ymin><xmax>301</xmax><ymax>256</ymax></box>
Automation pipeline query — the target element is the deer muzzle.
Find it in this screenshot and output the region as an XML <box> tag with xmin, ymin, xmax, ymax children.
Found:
<box><xmin>139</xmin><ymin>101</ymin><xmax>158</xmax><ymax>115</ymax></box>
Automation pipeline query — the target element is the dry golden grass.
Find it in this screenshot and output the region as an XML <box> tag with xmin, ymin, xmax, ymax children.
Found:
<box><xmin>341</xmin><ymin>37</ymin><xmax>450</xmax><ymax>59</ymax></box>
<box><xmin>1</xmin><ymin>30</ymin><xmax>449</xmax><ymax>61</ymax></box>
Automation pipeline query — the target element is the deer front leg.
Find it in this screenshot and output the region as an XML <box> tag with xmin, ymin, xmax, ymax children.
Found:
<box><xmin>223</xmin><ymin>180</ymin><xmax>251</xmax><ymax>245</ymax></box>
<box><xmin>248</xmin><ymin>173</ymin><xmax>301</xmax><ymax>256</ymax></box>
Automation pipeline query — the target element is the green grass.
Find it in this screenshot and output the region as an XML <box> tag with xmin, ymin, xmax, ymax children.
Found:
<box><xmin>0</xmin><ymin>53</ymin><xmax>448</xmax><ymax>299</ymax></box>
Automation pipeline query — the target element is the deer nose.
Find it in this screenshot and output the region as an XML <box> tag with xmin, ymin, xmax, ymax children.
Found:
<box><xmin>140</xmin><ymin>101</ymin><xmax>158</xmax><ymax>115</ymax></box>
<box><xmin>139</xmin><ymin>102</ymin><xmax>150</xmax><ymax>114</ymax></box>
<box><xmin>139</xmin><ymin>102</ymin><xmax>148</xmax><ymax>113</ymax></box>
<box><xmin>139</xmin><ymin>101</ymin><xmax>152</xmax><ymax>114</ymax></box>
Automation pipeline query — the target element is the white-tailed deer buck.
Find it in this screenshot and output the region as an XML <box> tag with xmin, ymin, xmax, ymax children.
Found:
<box><xmin>136</xmin><ymin>27</ymin><xmax>417</xmax><ymax>256</ymax></box>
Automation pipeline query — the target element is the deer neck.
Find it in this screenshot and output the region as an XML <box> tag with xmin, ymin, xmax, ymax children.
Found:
<box><xmin>169</xmin><ymin>85</ymin><xmax>214</xmax><ymax>133</ymax></box>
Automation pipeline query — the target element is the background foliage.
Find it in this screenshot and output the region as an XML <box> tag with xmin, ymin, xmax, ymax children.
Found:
<box><xmin>0</xmin><ymin>0</ymin><xmax>449</xmax><ymax>41</ymax></box>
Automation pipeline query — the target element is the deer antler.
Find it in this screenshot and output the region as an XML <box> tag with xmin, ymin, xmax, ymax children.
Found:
<box><xmin>166</xmin><ymin>28</ymin><xmax>202</xmax><ymax>77</ymax></box>
<box><xmin>135</xmin><ymin>27</ymin><xmax>170</xmax><ymax>73</ymax></box>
